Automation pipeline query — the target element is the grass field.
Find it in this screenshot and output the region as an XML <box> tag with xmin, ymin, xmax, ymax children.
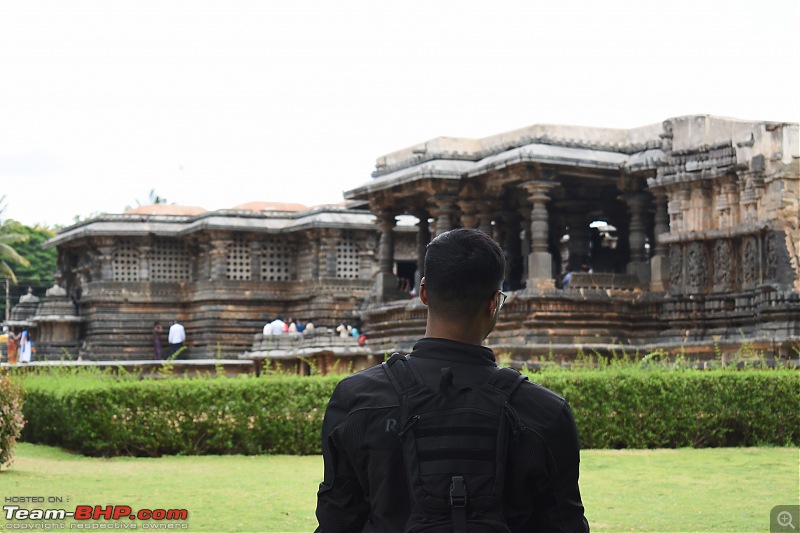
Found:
<box><xmin>0</xmin><ymin>444</ymin><xmax>797</xmax><ymax>532</ymax></box>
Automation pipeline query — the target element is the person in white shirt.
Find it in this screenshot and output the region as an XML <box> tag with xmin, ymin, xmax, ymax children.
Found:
<box><xmin>168</xmin><ymin>321</ymin><xmax>186</xmax><ymax>359</ymax></box>
<box><xmin>265</xmin><ymin>317</ymin><xmax>286</xmax><ymax>336</ymax></box>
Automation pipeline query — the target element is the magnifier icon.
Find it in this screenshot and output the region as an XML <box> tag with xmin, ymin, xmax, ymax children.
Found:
<box><xmin>778</xmin><ymin>511</ymin><xmax>796</xmax><ymax>529</ymax></box>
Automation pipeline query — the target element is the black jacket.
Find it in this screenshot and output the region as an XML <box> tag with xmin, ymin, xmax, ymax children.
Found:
<box><xmin>316</xmin><ymin>338</ymin><xmax>589</xmax><ymax>532</ymax></box>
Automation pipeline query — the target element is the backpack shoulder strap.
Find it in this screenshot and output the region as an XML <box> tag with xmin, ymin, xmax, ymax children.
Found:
<box><xmin>381</xmin><ymin>353</ymin><xmax>420</xmax><ymax>397</ymax></box>
<box><xmin>486</xmin><ymin>366</ymin><xmax>528</xmax><ymax>398</ymax></box>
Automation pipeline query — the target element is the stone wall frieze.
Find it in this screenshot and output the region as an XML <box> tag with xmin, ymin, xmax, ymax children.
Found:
<box><xmin>668</xmin><ymin>244</ymin><xmax>683</xmax><ymax>295</ymax></box>
<box><xmin>741</xmin><ymin>236</ymin><xmax>760</xmax><ymax>287</ymax></box>
<box><xmin>685</xmin><ymin>242</ymin><xmax>708</xmax><ymax>293</ymax></box>
<box><xmin>712</xmin><ymin>239</ymin><xmax>734</xmax><ymax>292</ymax></box>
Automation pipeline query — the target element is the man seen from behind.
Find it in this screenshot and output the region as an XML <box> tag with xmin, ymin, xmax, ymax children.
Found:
<box><xmin>316</xmin><ymin>228</ymin><xmax>589</xmax><ymax>532</ymax></box>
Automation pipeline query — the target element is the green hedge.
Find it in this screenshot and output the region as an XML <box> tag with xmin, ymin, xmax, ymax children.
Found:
<box><xmin>21</xmin><ymin>374</ymin><xmax>340</xmax><ymax>456</ymax></box>
<box><xmin>533</xmin><ymin>369</ymin><xmax>800</xmax><ymax>448</ymax></box>
<box><xmin>17</xmin><ymin>368</ymin><xmax>800</xmax><ymax>456</ymax></box>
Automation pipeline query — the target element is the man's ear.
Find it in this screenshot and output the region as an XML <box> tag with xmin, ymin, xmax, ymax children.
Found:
<box><xmin>488</xmin><ymin>294</ymin><xmax>498</xmax><ymax>318</ymax></box>
<box><xmin>419</xmin><ymin>277</ymin><xmax>428</xmax><ymax>305</ymax></box>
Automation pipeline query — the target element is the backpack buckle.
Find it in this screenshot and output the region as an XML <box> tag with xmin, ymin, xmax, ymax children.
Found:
<box><xmin>450</xmin><ymin>476</ymin><xmax>467</xmax><ymax>508</ymax></box>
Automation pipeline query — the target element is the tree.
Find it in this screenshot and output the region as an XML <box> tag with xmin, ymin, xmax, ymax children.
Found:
<box><xmin>8</xmin><ymin>223</ymin><xmax>57</xmax><ymax>283</ymax></box>
<box><xmin>0</xmin><ymin>196</ymin><xmax>30</xmax><ymax>284</ymax></box>
<box><xmin>1</xmin><ymin>196</ymin><xmax>57</xmax><ymax>321</ymax></box>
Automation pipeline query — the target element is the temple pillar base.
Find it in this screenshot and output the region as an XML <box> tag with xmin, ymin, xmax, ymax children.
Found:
<box><xmin>376</xmin><ymin>272</ymin><xmax>398</xmax><ymax>302</ymax></box>
<box><xmin>627</xmin><ymin>261</ymin><xmax>651</xmax><ymax>286</ymax></box>
<box><xmin>650</xmin><ymin>254</ymin><xmax>669</xmax><ymax>292</ymax></box>
<box><xmin>528</xmin><ymin>252</ymin><xmax>553</xmax><ymax>280</ymax></box>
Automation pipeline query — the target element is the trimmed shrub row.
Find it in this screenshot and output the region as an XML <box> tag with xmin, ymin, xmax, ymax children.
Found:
<box><xmin>534</xmin><ymin>369</ymin><xmax>800</xmax><ymax>448</ymax></box>
<box><xmin>18</xmin><ymin>369</ymin><xmax>800</xmax><ymax>456</ymax></box>
<box><xmin>21</xmin><ymin>374</ymin><xmax>341</xmax><ymax>456</ymax></box>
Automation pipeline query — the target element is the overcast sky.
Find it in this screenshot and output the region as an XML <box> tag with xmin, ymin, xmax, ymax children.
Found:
<box><xmin>1</xmin><ymin>0</ymin><xmax>798</xmax><ymax>228</ymax></box>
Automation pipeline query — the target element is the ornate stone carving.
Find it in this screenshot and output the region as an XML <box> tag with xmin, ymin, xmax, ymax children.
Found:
<box><xmin>668</xmin><ymin>244</ymin><xmax>683</xmax><ymax>294</ymax></box>
<box><xmin>712</xmin><ymin>240</ymin><xmax>733</xmax><ymax>291</ymax></box>
<box><xmin>765</xmin><ymin>232</ymin><xmax>779</xmax><ymax>281</ymax></box>
<box><xmin>742</xmin><ymin>236</ymin><xmax>759</xmax><ymax>286</ymax></box>
<box><xmin>19</xmin><ymin>287</ymin><xmax>40</xmax><ymax>303</ymax></box>
<box><xmin>686</xmin><ymin>242</ymin><xmax>707</xmax><ymax>292</ymax></box>
<box><xmin>45</xmin><ymin>283</ymin><xmax>68</xmax><ymax>298</ymax></box>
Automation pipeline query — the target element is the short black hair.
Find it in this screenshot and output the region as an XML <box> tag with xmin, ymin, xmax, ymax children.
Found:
<box><xmin>423</xmin><ymin>228</ymin><xmax>505</xmax><ymax>320</ymax></box>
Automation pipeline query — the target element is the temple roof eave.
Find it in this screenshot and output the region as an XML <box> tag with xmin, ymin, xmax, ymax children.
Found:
<box><xmin>44</xmin><ymin>220</ymin><xmax>191</xmax><ymax>248</ymax></box>
<box><xmin>374</xmin><ymin>121</ymin><xmax>666</xmax><ymax>175</ymax></box>
<box><xmin>345</xmin><ymin>143</ymin><xmax>665</xmax><ymax>200</ymax></box>
<box><xmin>465</xmin><ymin>144</ymin><xmax>632</xmax><ymax>177</ymax></box>
<box><xmin>45</xmin><ymin>210</ymin><xmax>379</xmax><ymax>248</ymax></box>
<box><xmin>176</xmin><ymin>212</ymin><xmax>377</xmax><ymax>235</ymax></box>
<box><xmin>344</xmin><ymin>161</ymin><xmax>469</xmax><ymax>200</ymax></box>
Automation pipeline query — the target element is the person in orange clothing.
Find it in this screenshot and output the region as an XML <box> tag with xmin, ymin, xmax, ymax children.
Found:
<box><xmin>6</xmin><ymin>329</ymin><xmax>19</xmax><ymax>364</ymax></box>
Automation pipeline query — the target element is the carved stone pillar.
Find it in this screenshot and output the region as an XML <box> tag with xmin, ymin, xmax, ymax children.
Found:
<box><xmin>457</xmin><ymin>199</ymin><xmax>478</xmax><ymax>229</ymax></box>
<box><xmin>196</xmin><ymin>241</ymin><xmax>211</xmax><ymax>280</ymax></box>
<box><xmin>429</xmin><ymin>195</ymin><xmax>458</xmax><ymax>237</ymax></box>
<box><xmin>565</xmin><ymin>209</ymin><xmax>591</xmax><ymax>269</ymax></box>
<box><xmin>719</xmin><ymin>181</ymin><xmax>740</xmax><ymax>228</ymax></box>
<box><xmin>694</xmin><ymin>183</ymin><xmax>713</xmax><ymax>232</ymax></box>
<box><xmin>625</xmin><ymin>192</ymin><xmax>650</xmax><ymax>284</ymax></box>
<box><xmin>516</xmin><ymin>206</ymin><xmax>531</xmax><ymax>285</ymax></box>
<box><xmin>376</xmin><ymin>210</ymin><xmax>398</xmax><ymax>301</ymax></box>
<box><xmin>492</xmin><ymin>211</ymin><xmax>504</xmax><ymax>244</ymax></box>
<box><xmin>250</xmin><ymin>240</ymin><xmax>263</xmax><ymax>280</ymax></box>
<box><xmin>739</xmin><ymin>174</ymin><xmax>760</xmax><ymax>224</ymax></box>
<box><xmin>414</xmin><ymin>212</ymin><xmax>430</xmax><ymax>294</ymax></box>
<box><xmin>210</xmin><ymin>237</ymin><xmax>228</xmax><ymax>281</ymax></box>
<box><xmin>97</xmin><ymin>240</ymin><xmax>114</xmax><ymax>281</ymax></box>
<box><xmin>310</xmin><ymin>232</ymin><xmax>321</xmax><ymax>280</ymax></box>
<box><xmin>650</xmin><ymin>191</ymin><xmax>670</xmax><ymax>291</ymax></box>
<box><xmin>520</xmin><ymin>181</ymin><xmax>557</xmax><ymax>287</ymax></box>
<box><xmin>287</xmin><ymin>235</ymin><xmax>299</xmax><ymax>281</ymax></box>
<box><xmin>138</xmin><ymin>243</ymin><xmax>151</xmax><ymax>281</ymax></box>
<box><xmin>667</xmin><ymin>189</ymin><xmax>685</xmax><ymax>233</ymax></box>
<box><xmin>320</xmin><ymin>229</ymin><xmax>340</xmax><ymax>278</ymax></box>
<box><xmin>476</xmin><ymin>202</ymin><xmax>494</xmax><ymax>235</ymax></box>
<box><xmin>503</xmin><ymin>212</ymin><xmax>522</xmax><ymax>290</ymax></box>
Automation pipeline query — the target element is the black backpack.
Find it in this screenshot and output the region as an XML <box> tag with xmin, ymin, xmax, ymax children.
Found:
<box><xmin>382</xmin><ymin>353</ymin><xmax>528</xmax><ymax>533</ymax></box>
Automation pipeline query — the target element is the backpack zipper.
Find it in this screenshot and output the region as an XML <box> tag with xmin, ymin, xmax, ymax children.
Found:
<box><xmin>397</xmin><ymin>415</ymin><xmax>420</xmax><ymax>439</ymax></box>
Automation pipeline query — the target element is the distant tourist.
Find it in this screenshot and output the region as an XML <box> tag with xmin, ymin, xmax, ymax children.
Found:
<box><xmin>19</xmin><ymin>330</ymin><xmax>32</xmax><ymax>363</ymax></box>
<box><xmin>562</xmin><ymin>270</ymin><xmax>573</xmax><ymax>289</ymax></box>
<box><xmin>264</xmin><ymin>317</ymin><xmax>286</xmax><ymax>336</ymax></box>
<box><xmin>336</xmin><ymin>323</ymin><xmax>351</xmax><ymax>338</ymax></box>
<box><xmin>168</xmin><ymin>321</ymin><xmax>186</xmax><ymax>359</ymax></box>
<box><xmin>6</xmin><ymin>329</ymin><xmax>19</xmax><ymax>364</ymax></box>
<box><xmin>295</xmin><ymin>320</ymin><xmax>306</xmax><ymax>333</ymax></box>
<box><xmin>303</xmin><ymin>321</ymin><xmax>315</xmax><ymax>334</ymax></box>
<box><xmin>152</xmin><ymin>321</ymin><xmax>163</xmax><ymax>360</ymax></box>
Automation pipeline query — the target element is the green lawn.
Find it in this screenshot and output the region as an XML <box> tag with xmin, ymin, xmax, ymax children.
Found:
<box><xmin>0</xmin><ymin>444</ymin><xmax>797</xmax><ymax>532</ymax></box>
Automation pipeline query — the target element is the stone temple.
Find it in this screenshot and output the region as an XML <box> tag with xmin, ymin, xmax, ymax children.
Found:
<box><xmin>7</xmin><ymin>115</ymin><xmax>799</xmax><ymax>369</ymax></box>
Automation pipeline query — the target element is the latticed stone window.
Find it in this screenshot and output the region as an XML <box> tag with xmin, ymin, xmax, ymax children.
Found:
<box><xmin>112</xmin><ymin>240</ymin><xmax>140</xmax><ymax>281</ymax></box>
<box><xmin>336</xmin><ymin>233</ymin><xmax>360</xmax><ymax>279</ymax></box>
<box><xmin>151</xmin><ymin>240</ymin><xmax>191</xmax><ymax>281</ymax></box>
<box><xmin>261</xmin><ymin>237</ymin><xmax>291</xmax><ymax>281</ymax></box>
<box><xmin>226</xmin><ymin>238</ymin><xmax>252</xmax><ymax>280</ymax></box>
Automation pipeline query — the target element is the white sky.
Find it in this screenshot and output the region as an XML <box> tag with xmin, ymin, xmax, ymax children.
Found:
<box><xmin>1</xmin><ymin>0</ymin><xmax>798</xmax><ymax>228</ymax></box>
